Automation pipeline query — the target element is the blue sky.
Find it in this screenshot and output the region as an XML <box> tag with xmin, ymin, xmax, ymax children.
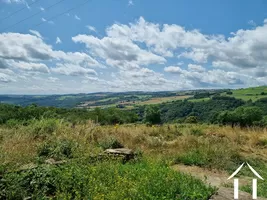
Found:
<box><xmin>0</xmin><ymin>0</ymin><xmax>267</xmax><ymax>94</ymax></box>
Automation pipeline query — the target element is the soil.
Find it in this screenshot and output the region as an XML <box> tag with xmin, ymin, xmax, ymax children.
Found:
<box><xmin>172</xmin><ymin>164</ymin><xmax>267</xmax><ymax>200</ymax></box>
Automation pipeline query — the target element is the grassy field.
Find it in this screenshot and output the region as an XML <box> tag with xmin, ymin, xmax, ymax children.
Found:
<box><xmin>188</xmin><ymin>97</ymin><xmax>210</xmax><ymax>102</ymax></box>
<box><xmin>222</xmin><ymin>86</ymin><xmax>267</xmax><ymax>101</ymax></box>
<box><xmin>1</xmin><ymin>121</ymin><xmax>267</xmax><ymax>199</ymax></box>
<box><xmin>136</xmin><ymin>95</ymin><xmax>192</xmax><ymax>105</ymax></box>
<box><xmin>80</xmin><ymin>95</ymin><xmax>192</xmax><ymax>110</ymax></box>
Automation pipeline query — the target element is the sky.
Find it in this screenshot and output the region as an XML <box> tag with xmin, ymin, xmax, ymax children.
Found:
<box><xmin>0</xmin><ymin>0</ymin><xmax>267</xmax><ymax>94</ymax></box>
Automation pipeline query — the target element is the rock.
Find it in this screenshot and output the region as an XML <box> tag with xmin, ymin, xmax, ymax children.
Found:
<box><xmin>104</xmin><ymin>148</ymin><xmax>133</xmax><ymax>155</ymax></box>
<box><xmin>18</xmin><ymin>163</ymin><xmax>38</xmax><ymax>171</ymax></box>
<box><xmin>104</xmin><ymin>148</ymin><xmax>135</xmax><ymax>162</ymax></box>
<box><xmin>45</xmin><ymin>158</ymin><xmax>66</xmax><ymax>165</ymax></box>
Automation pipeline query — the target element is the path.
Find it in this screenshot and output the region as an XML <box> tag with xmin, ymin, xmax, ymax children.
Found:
<box><xmin>172</xmin><ymin>164</ymin><xmax>267</xmax><ymax>200</ymax></box>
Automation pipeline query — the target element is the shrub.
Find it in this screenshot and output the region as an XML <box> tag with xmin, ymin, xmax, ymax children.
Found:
<box><xmin>5</xmin><ymin>119</ymin><xmax>21</xmax><ymax>128</ymax></box>
<box><xmin>190</xmin><ymin>128</ymin><xmax>204</xmax><ymax>136</ymax></box>
<box><xmin>174</xmin><ymin>137</ymin><xmax>243</xmax><ymax>172</ymax></box>
<box><xmin>0</xmin><ymin>161</ymin><xmax>216</xmax><ymax>199</ymax></box>
<box><xmin>98</xmin><ymin>137</ymin><xmax>124</xmax><ymax>150</ymax></box>
<box><xmin>184</xmin><ymin>116</ymin><xmax>198</xmax><ymax>124</ymax></box>
<box><xmin>29</xmin><ymin>119</ymin><xmax>59</xmax><ymax>138</ymax></box>
<box><xmin>256</xmin><ymin>138</ymin><xmax>267</xmax><ymax>147</ymax></box>
<box><xmin>0</xmin><ymin>166</ymin><xmax>57</xmax><ymax>200</ymax></box>
<box><xmin>38</xmin><ymin>139</ymin><xmax>78</xmax><ymax>160</ymax></box>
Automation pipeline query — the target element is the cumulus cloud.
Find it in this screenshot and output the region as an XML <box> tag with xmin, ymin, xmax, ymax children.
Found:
<box><xmin>48</xmin><ymin>77</ymin><xmax>59</xmax><ymax>82</ymax></box>
<box><xmin>8</xmin><ymin>60</ymin><xmax>50</xmax><ymax>73</ymax></box>
<box><xmin>2</xmin><ymin>17</ymin><xmax>267</xmax><ymax>93</ymax></box>
<box><xmin>51</xmin><ymin>63</ymin><xmax>97</xmax><ymax>76</ymax></box>
<box><xmin>0</xmin><ymin>72</ymin><xmax>15</xmax><ymax>83</ymax></box>
<box><xmin>165</xmin><ymin>65</ymin><xmax>248</xmax><ymax>86</ymax></box>
<box><xmin>164</xmin><ymin>66</ymin><xmax>184</xmax><ymax>73</ymax></box>
<box><xmin>0</xmin><ymin>32</ymin><xmax>99</xmax><ymax>67</ymax></box>
<box><xmin>188</xmin><ymin>64</ymin><xmax>205</xmax><ymax>72</ymax></box>
<box><xmin>105</xmin><ymin>17</ymin><xmax>267</xmax><ymax>73</ymax></box>
<box><xmin>72</xmin><ymin>34</ymin><xmax>166</xmax><ymax>69</ymax></box>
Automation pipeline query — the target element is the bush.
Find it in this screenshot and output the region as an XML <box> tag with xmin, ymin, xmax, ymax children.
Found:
<box><xmin>29</xmin><ymin>119</ymin><xmax>59</xmax><ymax>138</ymax></box>
<box><xmin>5</xmin><ymin>119</ymin><xmax>21</xmax><ymax>128</ymax></box>
<box><xmin>185</xmin><ymin>116</ymin><xmax>198</xmax><ymax>124</ymax></box>
<box><xmin>0</xmin><ymin>161</ymin><xmax>216</xmax><ymax>199</ymax></box>
<box><xmin>98</xmin><ymin>137</ymin><xmax>124</xmax><ymax>150</ymax></box>
<box><xmin>38</xmin><ymin>139</ymin><xmax>78</xmax><ymax>160</ymax></box>
<box><xmin>256</xmin><ymin>138</ymin><xmax>267</xmax><ymax>147</ymax></box>
<box><xmin>174</xmin><ymin>137</ymin><xmax>243</xmax><ymax>172</ymax></box>
<box><xmin>190</xmin><ymin>128</ymin><xmax>204</xmax><ymax>136</ymax></box>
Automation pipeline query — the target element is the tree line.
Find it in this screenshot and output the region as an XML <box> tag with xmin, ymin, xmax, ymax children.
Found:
<box><xmin>1</xmin><ymin>96</ymin><xmax>267</xmax><ymax>128</ymax></box>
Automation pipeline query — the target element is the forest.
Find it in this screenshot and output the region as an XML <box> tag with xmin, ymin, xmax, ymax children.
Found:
<box><xmin>1</xmin><ymin>94</ymin><xmax>267</xmax><ymax>128</ymax></box>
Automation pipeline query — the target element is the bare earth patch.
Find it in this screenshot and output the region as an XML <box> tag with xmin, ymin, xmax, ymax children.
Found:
<box><xmin>172</xmin><ymin>164</ymin><xmax>267</xmax><ymax>200</ymax></box>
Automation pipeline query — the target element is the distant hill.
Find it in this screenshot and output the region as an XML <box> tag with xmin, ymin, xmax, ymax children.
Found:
<box><xmin>221</xmin><ymin>86</ymin><xmax>267</xmax><ymax>102</ymax></box>
<box><xmin>1</xmin><ymin>86</ymin><xmax>267</xmax><ymax>108</ymax></box>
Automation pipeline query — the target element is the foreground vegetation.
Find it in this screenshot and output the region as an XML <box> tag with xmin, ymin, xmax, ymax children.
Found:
<box><xmin>1</xmin><ymin>86</ymin><xmax>267</xmax><ymax>199</ymax></box>
<box><xmin>1</xmin><ymin>118</ymin><xmax>267</xmax><ymax>199</ymax></box>
<box><xmin>0</xmin><ymin>160</ymin><xmax>215</xmax><ymax>199</ymax></box>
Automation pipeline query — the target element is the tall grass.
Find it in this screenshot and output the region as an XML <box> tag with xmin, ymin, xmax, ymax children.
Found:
<box><xmin>1</xmin><ymin>122</ymin><xmax>267</xmax><ymax>198</ymax></box>
<box><xmin>0</xmin><ymin>160</ymin><xmax>216</xmax><ymax>200</ymax></box>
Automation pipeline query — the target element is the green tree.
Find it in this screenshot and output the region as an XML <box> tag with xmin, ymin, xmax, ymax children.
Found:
<box><xmin>218</xmin><ymin>106</ymin><xmax>263</xmax><ymax>128</ymax></box>
<box><xmin>144</xmin><ymin>105</ymin><xmax>161</xmax><ymax>125</ymax></box>
<box><xmin>184</xmin><ymin>116</ymin><xmax>198</xmax><ymax>124</ymax></box>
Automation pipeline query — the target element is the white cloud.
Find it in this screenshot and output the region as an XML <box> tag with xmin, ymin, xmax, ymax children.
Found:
<box><xmin>0</xmin><ymin>72</ymin><xmax>15</xmax><ymax>83</ymax></box>
<box><xmin>41</xmin><ymin>18</ymin><xmax>54</xmax><ymax>24</ymax></box>
<box><xmin>52</xmin><ymin>63</ymin><xmax>97</xmax><ymax>76</ymax></box>
<box><xmin>8</xmin><ymin>60</ymin><xmax>50</xmax><ymax>73</ymax></box>
<box><xmin>29</xmin><ymin>30</ymin><xmax>43</xmax><ymax>39</ymax></box>
<box><xmin>248</xmin><ymin>20</ymin><xmax>256</xmax><ymax>26</ymax></box>
<box><xmin>0</xmin><ymin>32</ymin><xmax>100</xmax><ymax>67</ymax></box>
<box><xmin>56</xmin><ymin>37</ymin><xmax>62</xmax><ymax>44</ymax></box>
<box><xmin>164</xmin><ymin>66</ymin><xmax>184</xmax><ymax>73</ymax></box>
<box><xmin>75</xmin><ymin>15</ymin><xmax>81</xmax><ymax>20</ymax></box>
<box><xmin>48</xmin><ymin>77</ymin><xmax>59</xmax><ymax>82</ymax></box>
<box><xmin>128</xmin><ymin>0</ymin><xmax>134</xmax><ymax>6</ymax></box>
<box><xmin>72</xmin><ymin>34</ymin><xmax>166</xmax><ymax>69</ymax></box>
<box><xmin>2</xmin><ymin>17</ymin><xmax>267</xmax><ymax>93</ymax></box>
<box><xmin>188</xmin><ymin>64</ymin><xmax>205</xmax><ymax>72</ymax></box>
<box><xmin>86</xmin><ymin>25</ymin><xmax>97</xmax><ymax>32</ymax></box>
<box><xmin>3</xmin><ymin>0</ymin><xmax>25</xmax><ymax>4</ymax></box>
<box><xmin>40</xmin><ymin>7</ymin><xmax>45</xmax><ymax>11</ymax></box>
<box><xmin>105</xmin><ymin>17</ymin><xmax>267</xmax><ymax>73</ymax></box>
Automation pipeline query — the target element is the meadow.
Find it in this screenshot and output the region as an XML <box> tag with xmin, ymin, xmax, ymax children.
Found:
<box><xmin>1</xmin><ymin>120</ymin><xmax>267</xmax><ymax>199</ymax></box>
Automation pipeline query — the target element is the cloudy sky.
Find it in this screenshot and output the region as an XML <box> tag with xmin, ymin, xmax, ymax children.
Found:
<box><xmin>0</xmin><ymin>0</ymin><xmax>267</xmax><ymax>94</ymax></box>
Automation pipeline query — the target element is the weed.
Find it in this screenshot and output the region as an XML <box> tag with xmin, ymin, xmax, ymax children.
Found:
<box><xmin>98</xmin><ymin>137</ymin><xmax>124</xmax><ymax>150</ymax></box>
<box><xmin>0</xmin><ymin>160</ymin><xmax>216</xmax><ymax>200</ymax></box>
<box><xmin>29</xmin><ymin>119</ymin><xmax>59</xmax><ymax>138</ymax></box>
<box><xmin>37</xmin><ymin>139</ymin><xmax>78</xmax><ymax>160</ymax></box>
<box><xmin>256</xmin><ymin>138</ymin><xmax>267</xmax><ymax>147</ymax></box>
<box><xmin>190</xmin><ymin>128</ymin><xmax>204</xmax><ymax>136</ymax></box>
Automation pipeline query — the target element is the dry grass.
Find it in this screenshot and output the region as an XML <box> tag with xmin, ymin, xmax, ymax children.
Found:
<box><xmin>1</xmin><ymin>122</ymin><xmax>267</xmax><ymax>169</ymax></box>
